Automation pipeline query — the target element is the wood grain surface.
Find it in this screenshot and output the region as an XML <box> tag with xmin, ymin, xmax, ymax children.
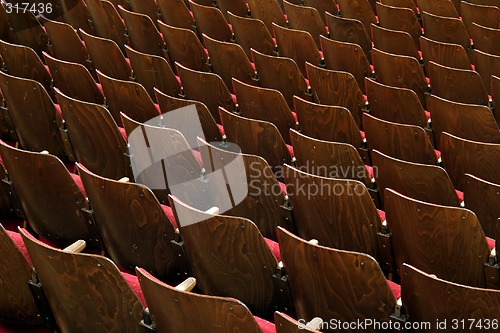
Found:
<box><xmin>229</xmin><ymin>13</ymin><xmax>275</xmax><ymax>58</ymax></box>
<box><xmin>326</xmin><ymin>12</ymin><xmax>372</xmax><ymax>58</ymax></box>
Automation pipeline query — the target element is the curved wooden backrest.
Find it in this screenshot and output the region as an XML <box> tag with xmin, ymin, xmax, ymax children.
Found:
<box><xmin>247</xmin><ymin>0</ymin><xmax>287</xmax><ymax>32</ymax></box>
<box><xmin>57</xmin><ymin>0</ymin><xmax>94</xmax><ymax>32</ymax></box>
<box><xmin>190</xmin><ymin>0</ymin><xmax>232</xmax><ymax>42</ymax></box>
<box><xmin>493</xmin><ymin>75</ymin><xmax>500</xmax><ymax>125</ymax></box>
<box><xmin>219</xmin><ymin>107</ymin><xmax>292</xmax><ymax>173</ymax></box>
<box><xmin>419</xmin><ymin>36</ymin><xmax>471</xmax><ymax>72</ymax></box>
<box><xmin>372</xmin><ymin>149</ymin><xmax>459</xmax><ymax>210</ymax></box>
<box><xmin>284</xmin><ymin>164</ymin><xmax>381</xmax><ymax>258</ymax></box>
<box><xmin>421</xmin><ymin>11</ymin><xmax>471</xmax><ymax>52</ymax></box>
<box><xmin>2</xmin><ymin>7</ymin><xmax>48</xmax><ymax>56</ymax></box>
<box><xmin>19</xmin><ymin>228</ymin><xmax>145</xmax><ymax>332</ymax></box>
<box><xmin>461</xmin><ymin>1</ymin><xmax>500</xmax><ymax>36</ymax></box>
<box><xmin>306</xmin><ymin>63</ymin><xmax>365</xmax><ymax>127</ymax></box>
<box><xmin>440</xmin><ymin>132</ymin><xmax>500</xmax><ymax>190</ymax></box>
<box><xmin>471</xmin><ymin>23</ymin><xmax>500</xmax><ymax>56</ymax></box>
<box><xmin>157</xmin><ymin>21</ymin><xmax>210</xmax><ymax>72</ymax></box>
<box><xmin>251</xmin><ymin>48</ymin><xmax>311</xmax><ymax>108</ymax></box>
<box><xmin>417</xmin><ymin>0</ymin><xmax>459</xmax><ymax>17</ymax></box>
<box><xmin>294</xmin><ymin>96</ymin><xmax>363</xmax><ymax>148</ymax></box>
<box><xmin>273</xmin><ymin>23</ymin><xmax>322</xmax><ymax>76</ymax></box>
<box><xmin>372</xmin><ymin>48</ymin><xmax>429</xmax><ymax>108</ymax></box>
<box><xmin>125</xmin><ymin>45</ymin><xmax>180</xmax><ymax>99</ymax></box>
<box><xmin>129</xmin><ymin>0</ymin><xmax>161</xmax><ymax>28</ymax></box>
<box><xmin>0</xmin><ymin>39</ymin><xmax>52</xmax><ymax>94</ymax></box>
<box><xmin>376</xmin><ymin>2</ymin><xmax>421</xmax><ymax>47</ymax></box>
<box><xmin>197</xmin><ymin>137</ymin><xmax>291</xmax><ymax>240</ymax></box>
<box><xmin>283</xmin><ymin>1</ymin><xmax>327</xmax><ymax>48</ymax></box>
<box><xmin>203</xmin><ymin>34</ymin><xmax>256</xmax><ymax>93</ymax></box>
<box><xmin>371</xmin><ymin>24</ymin><xmax>420</xmax><ymax>60</ymax></box>
<box><xmin>157</xmin><ymin>0</ymin><xmax>195</xmax><ymax>31</ymax></box>
<box><xmin>428</xmin><ymin>94</ymin><xmax>499</xmax><ymax>148</ymax></box>
<box><xmin>84</xmin><ymin>0</ymin><xmax>128</xmax><ymax>53</ymax></box>
<box><xmin>118</xmin><ymin>5</ymin><xmax>166</xmax><ymax>57</ymax></box>
<box><xmin>155</xmin><ymin>89</ymin><xmax>223</xmax><ymax>145</ymax></box>
<box><xmin>0</xmin><ymin>72</ymin><xmax>66</xmax><ymax>158</ymax></box>
<box><xmin>381</xmin><ymin>0</ymin><xmax>419</xmax><ymax>16</ymax></box>
<box><xmin>136</xmin><ymin>268</ymin><xmax>264</xmax><ymax>332</ymax></box>
<box><xmin>228</xmin><ymin>12</ymin><xmax>275</xmax><ymax>58</ymax></box>
<box><xmin>337</xmin><ymin>0</ymin><xmax>377</xmax><ymax>35</ymax></box>
<box><xmin>468</xmin><ymin>0</ymin><xmax>500</xmax><ymax>7</ymax></box>
<box><xmin>290</xmin><ymin>129</ymin><xmax>370</xmax><ymax>186</ymax></box>
<box><xmin>176</xmin><ymin>62</ymin><xmax>236</xmax><ymax>122</ymax></box>
<box><xmin>43</xmin><ymin>52</ymin><xmax>104</xmax><ymax>105</ymax></box>
<box><xmin>464</xmin><ymin>174</ymin><xmax>500</xmax><ymax>239</ymax></box>
<box><xmin>77</xmin><ymin>164</ymin><xmax>188</xmax><ymax>282</ymax></box>
<box><xmin>326</xmin><ymin>12</ymin><xmax>372</xmax><ymax>58</ymax></box>
<box><xmin>274</xmin><ymin>312</ymin><xmax>321</xmax><ymax>333</ymax></box>
<box><xmin>320</xmin><ymin>36</ymin><xmax>371</xmax><ymax>93</ymax></box>
<box><xmin>363</xmin><ymin>113</ymin><xmax>437</xmax><ymax>164</ymax></box>
<box><xmin>364</xmin><ymin>78</ymin><xmax>428</xmax><ymax>128</ymax></box>
<box><xmin>401</xmin><ymin>264</ymin><xmax>500</xmax><ymax>325</ymax></box>
<box><xmin>0</xmin><ymin>141</ymin><xmax>101</xmax><ymax>247</ymax></box>
<box><xmin>79</xmin><ymin>29</ymin><xmax>132</xmax><ymax>80</ymax></box>
<box><xmin>97</xmin><ymin>70</ymin><xmax>160</xmax><ymax>123</ymax></box>
<box><xmin>303</xmin><ymin>0</ymin><xmax>337</xmax><ymax>23</ymax></box>
<box><xmin>385</xmin><ymin>188</ymin><xmax>489</xmax><ymax>287</ymax></box>
<box><xmin>233</xmin><ymin>78</ymin><xmax>296</xmax><ymax>144</ymax></box>
<box><xmin>0</xmin><ymin>226</ymin><xmax>42</xmax><ymax>325</ymax></box>
<box><xmin>217</xmin><ymin>0</ymin><xmax>249</xmax><ymax>19</ymax></box>
<box><xmin>277</xmin><ymin>227</ymin><xmax>396</xmax><ymax>327</ymax></box>
<box><xmin>55</xmin><ymin>89</ymin><xmax>132</xmax><ymax>180</ymax></box>
<box><xmin>473</xmin><ymin>49</ymin><xmax>500</xmax><ymax>93</ymax></box>
<box><xmin>43</xmin><ymin>18</ymin><xmax>92</xmax><ymax>72</ymax></box>
<box><xmin>169</xmin><ymin>195</ymin><xmax>278</xmax><ymax>317</ymax></box>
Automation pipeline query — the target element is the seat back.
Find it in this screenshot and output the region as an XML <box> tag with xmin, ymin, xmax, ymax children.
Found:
<box><xmin>283</xmin><ymin>1</ymin><xmax>327</xmax><ymax>48</ymax></box>
<box><xmin>371</xmin><ymin>24</ymin><xmax>420</xmax><ymax>59</ymax></box>
<box><xmin>217</xmin><ymin>0</ymin><xmax>249</xmax><ymax>19</ymax></box>
<box><xmin>421</xmin><ymin>11</ymin><xmax>471</xmax><ymax>52</ymax></box>
<box><xmin>136</xmin><ymin>268</ymin><xmax>263</xmax><ymax>332</ymax></box>
<box><xmin>284</xmin><ymin>164</ymin><xmax>381</xmax><ymax>258</ymax></box>
<box><xmin>337</xmin><ymin>0</ymin><xmax>377</xmax><ymax>34</ymax></box>
<box><xmin>19</xmin><ymin>228</ymin><xmax>145</xmax><ymax>332</ymax></box>
<box><xmin>471</xmin><ymin>23</ymin><xmax>500</xmax><ymax>56</ymax></box>
<box><xmin>376</xmin><ymin>2</ymin><xmax>421</xmax><ymax>47</ymax></box>
<box><xmin>57</xmin><ymin>0</ymin><xmax>94</xmax><ymax>32</ymax></box>
<box><xmin>55</xmin><ymin>89</ymin><xmax>132</xmax><ymax>180</ymax></box>
<box><xmin>473</xmin><ymin>49</ymin><xmax>500</xmax><ymax>93</ymax></box>
<box><xmin>125</xmin><ymin>45</ymin><xmax>181</xmax><ymax>99</ymax></box>
<box><xmin>169</xmin><ymin>195</ymin><xmax>278</xmax><ymax>317</ymax></box>
<box><xmin>203</xmin><ymin>34</ymin><xmax>257</xmax><ymax>93</ymax></box>
<box><xmin>228</xmin><ymin>12</ymin><xmax>275</xmax><ymax>58</ymax></box>
<box><xmin>247</xmin><ymin>0</ymin><xmax>287</xmax><ymax>31</ymax></box>
<box><xmin>274</xmin><ymin>311</ymin><xmax>321</xmax><ymax>333</ymax></box>
<box><xmin>428</xmin><ymin>94</ymin><xmax>499</xmax><ymax>148</ymax></box>
<box><xmin>303</xmin><ymin>0</ymin><xmax>337</xmax><ymax>23</ymax></box>
<box><xmin>493</xmin><ymin>75</ymin><xmax>500</xmax><ymax>125</ymax></box>
<box><xmin>79</xmin><ymin>29</ymin><xmax>132</xmax><ymax>80</ymax></box>
<box><xmin>461</xmin><ymin>1</ymin><xmax>500</xmax><ymax>35</ymax></box>
<box><xmin>3</xmin><ymin>7</ymin><xmax>48</xmax><ymax>56</ymax></box>
<box><xmin>416</xmin><ymin>0</ymin><xmax>459</xmax><ymax>17</ymax></box>
<box><xmin>401</xmin><ymin>264</ymin><xmax>500</xmax><ymax>326</ymax></box>
<box><xmin>190</xmin><ymin>0</ymin><xmax>232</xmax><ymax>42</ymax></box>
<box><xmin>385</xmin><ymin>188</ymin><xmax>489</xmax><ymax>287</ymax></box>
<box><xmin>129</xmin><ymin>0</ymin><xmax>161</xmax><ymax>28</ymax></box>
<box><xmin>157</xmin><ymin>0</ymin><xmax>196</xmax><ymax>31</ymax></box>
<box><xmin>306</xmin><ymin>63</ymin><xmax>365</xmax><ymax>127</ymax></box>
<box><xmin>381</xmin><ymin>0</ymin><xmax>419</xmax><ymax>16</ymax></box>
<box><xmin>0</xmin><ymin>72</ymin><xmax>66</xmax><ymax>158</ymax></box>
<box><xmin>419</xmin><ymin>36</ymin><xmax>471</xmax><ymax>71</ymax></box>
<box><xmin>326</xmin><ymin>12</ymin><xmax>372</xmax><ymax>58</ymax></box>
<box><xmin>277</xmin><ymin>227</ymin><xmax>396</xmax><ymax>329</ymax></box>
<box><xmin>440</xmin><ymin>132</ymin><xmax>500</xmax><ymax>190</ymax></box>
<box><xmin>176</xmin><ymin>63</ymin><xmax>236</xmax><ymax>122</ymax></box>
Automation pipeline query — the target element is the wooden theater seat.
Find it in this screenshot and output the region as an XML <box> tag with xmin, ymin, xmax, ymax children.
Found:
<box><xmin>283</xmin><ymin>1</ymin><xmax>327</xmax><ymax>48</ymax></box>
<box><xmin>493</xmin><ymin>75</ymin><xmax>500</xmax><ymax>125</ymax></box>
<box><xmin>306</xmin><ymin>63</ymin><xmax>366</xmax><ymax>127</ymax></box>
<box><xmin>376</xmin><ymin>2</ymin><xmax>421</xmax><ymax>47</ymax></box>
<box><xmin>337</xmin><ymin>0</ymin><xmax>377</xmax><ymax>35</ymax></box>
<box><xmin>189</xmin><ymin>0</ymin><xmax>233</xmax><ymax>42</ymax></box>
<box><xmin>473</xmin><ymin>49</ymin><xmax>500</xmax><ymax>93</ymax></box>
<box><xmin>277</xmin><ymin>227</ymin><xmax>398</xmax><ymax>333</ymax></box>
<box><xmin>274</xmin><ymin>312</ymin><xmax>321</xmax><ymax>333</ymax></box>
<box><xmin>157</xmin><ymin>0</ymin><xmax>196</xmax><ymax>32</ymax></box>
<box><xmin>416</xmin><ymin>0</ymin><xmax>459</xmax><ymax>17</ymax></box>
<box><xmin>273</xmin><ymin>23</ymin><xmax>323</xmax><ymax>77</ymax></box>
<box><xmin>79</xmin><ymin>29</ymin><xmax>132</xmax><ymax>80</ymax></box>
<box><xmin>203</xmin><ymin>34</ymin><xmax>257</xmax><ymax>93</ymax></box>
<box><xmin>217</xmin><ymin>0</ymin><xmax>249</xmax><ymax>19</ymax></box>
<box><xmin>169</xmin><ymin>195</ymin><xmax>280</xmax><ymax>317</ymax></box>
<box><xmin>219</xmin><ymin>107</ymin><xmax>293</xmax><ymax>174</ymax></box>
<box><xmin>401</xmin><ymin>264</ymin><xmax>500</xmax><ymax>327</ymax></box>
<box><xmin>461</xmin><ymin>1</ymin><xmax>500</xmax><ymax>35</ymax></box>
<box><xmin>421</xmin><ymin>11</ymin><xmax>471</xmax><ymax>55</ymax></box>
<box><xmin>233</xmin><ymin>78</ymin><xmax>297</xmax><ymax>144</ymax></box>
<box><xmin>136</xmin><ymin>268</ymin><xmax>275</xmax><ymax>332</ymax></box>
<box><xmin>56</xmin><ymin>0</ymin><xmax>94</xmax><ymax>32</ymax></box>
<box><xmin>320</xmin><ymin>36</ymin><xmax>372</xmax><ymax>93</ymax></box>
<box><xmin>372</xmin><ymin>48</ymin><xmax>430</xmax><ymax>109</ymax></box>
<box><xmin>157</xmin><ymin>21</ymin><xmax>210</xmax><ymax>72</ymax></box>
<box><xmin>471</xmin><ymin>23</ymin><xmax>500</xmax><ymax>56</ymax></box>
<box><xmin>380</xmin><ymin>0</ymin><xmax>419</xmax><ymax>16</ymax></box>
<box><xmin>364</xmin><ymin>78</ymin><xmax>429</xmax><ymax>129</ymax></box>
<box><xmin>302</xmin><ymin>0</ymin><xmax>338</xmax><ymax>23</ymax></box>
<box><xmin>125</xmin><ymin>45</ymin><xmax>181</xmax><ymax>100</ymax></box>
<box><xmin>371</xmin><ymin>24</ymin><xmax>420</xmax><ymax>60</ymax></box>
<box><xmin>43</xmin><ymin>52</ymin><xmax>104</xmax><ymax>105</ymax></box>
<box><xmin>2</xmin><ymin>6</ymin><xmax>48</xmax><ymax>56</ymax></box>
<box><xmin>0</xmin><ymin>142</ymin><xmax>101</xmax><ymax>248</ymax></box>
<box><xmin>419</xmin><ymin>36</ymin><xmax>472</xmax><ymax>71</ymax></box>
<box><xmin>19</xmin><ymin>228</ymin><xmax>146</xmax><ymax>332</ymax></box>
<box><xmin>363</xmin><ymin>113</ymin><xmax>439</xmax><ymax>165</ymax></box>
<box><xmin>0</xmin><ymin>72</ymin><xmax>67</xmax><ymax>159</ymax></box>
<box><xmin>247</xmin><ymin>0</ymin><xmax>287</xmax><ymax>32</ymax></box>
<box><xmin>440</xmin><ymin>132</ymin><xmax>500</xmax><ymax>191</ymax></box>
<box><xmin>326</xmin><ymin>12</ymin><xmax>372</xmax><ymax>58</ymax></box>
<box><xmin>128</xmin><ymin>0</ymin><xmax>161</xmax><ymax>28</ymax></box>
<box><xmin>385</xmin><ymin>188</ymin><xmax>490</xmax><ymax>287</ymax></box>
<box><xmin>55</xmin><ymin>90</ymin><xmax>133</xmax><ymax>180</ymax></box>
<box><xmin>428</xmin><ymin>94</ymin><xmax>499</xmax><ymax>148</ymax></box>
<box><xmin>176</xmin><ymin>63</ymin><xmax>236</xmax><ymax>122</ymax></box>
<box><xmin>228</xmin><ymin>13</ymin><xmax>276</xmax><ymax>58</ymax></box>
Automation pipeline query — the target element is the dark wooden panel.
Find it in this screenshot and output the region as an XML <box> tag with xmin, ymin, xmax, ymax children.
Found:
<box><xmin>247</xmin><ymin>0</ymin><xmax>287</xmax><ymax>32</ymax></box>
<box><xmin>385</xmin><ymin>188</ymin><xmax>490</xmax><ymax>287</ymax></box>
<box><xmin>228</xmin><ymin>13</ymin><xmax>275</xmax><ymax>58</ymax></box>
<box><xmin>421</xmin><ymin>11</ymin><xmax>471</xmax><ymax>52</ymax></box>
<box><xmin>275</xmin><ymin>312</ymin><xmax>321</xmax><ymax>333</ymax></box>
<box><xmin>3</xmin><ymin>8</ymin><xmax>48</xmax><ymax>56</ymax></box>
<box><xmin>190</xmin><ymin>1</ymin><xmax>232</xmax><ymax>42</ymax></box>
<box><xmin>326</xmin><ymin>12</ymin><xmax>372</xmax><ymax>58</ymax></box>
<box><xmin>473</xmin><ymin>49</ymin><xmax>500</xmax><ymax>94</ymax></box>
<box><xmin>54</xmin><ymin>0</ymin><xmax>94</xmax><ymax>32</ymax></box>
<box><xmin>420</xmin><ymin>36</ymin><xmax>471</xmax><ymax>72</ymax></box>
<box><xmin>381</xmin><ymin>0</ymin><xmax>419</xmax><ymax>16</ymax></box>
<box><xmin>472</xmin><ymin>23</ymin><xmax>500</xmax><ymax>56</ymax></box>
<box><xmin>129</xmin><ymin>0</ymin><xmax>161</xmax><ymax>29</ymax></box>
<box><xmin>417</xmin><ymin>0</ymin><xmax>459</xmax><ymax>17</ymax></box>
<box><xmin>157</xmin><ymin>0</ymin><xmax>196</xmax><ymax>31</ymax></box>
<box><xmin>284</xmin><ymin>1</ymin><xmax>327</xmax><ymax>48</ymax></box>
<box><xmin>376</xmin><ymin>2</ymin><xmax>421</xmax><ymax>47</ymax></box>
<box><xmin>217</xmin><ymin>0</ymin><xmax>249</xmax><ymax>20</ymax></box>
<box><xmin>493</xmin><ymin>75</ymin><xmax>500</xmax><ymax>126</ymax></box>
<box><xmin>371</xmin><ymin>24</ymin><xmax>420</xmax><ymax>59</ymax></box>
<box><xmin>303</xmin><ymin>0</ymin><xmax>337</xmax><ymax>24</ymax></box>
<box><xmin>461</xmin><ymin>1</ymin><xmax>500</xmax><ymax>36</ymax></box>
<box><xmin>337</xmin><ymin>0</ymin><xmax>377</xmax><ymax>35</ymax></box>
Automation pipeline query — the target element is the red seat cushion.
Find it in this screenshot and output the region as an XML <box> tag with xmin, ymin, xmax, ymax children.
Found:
<box><xmin>0</xmin><ymin>322</ymin><xmax>52</xmax><ymax>333</ymax></box>
<box><xmin>291</xmin><ymin>111</ymin><xmax>298</xmax><ymax>122</ymax></box>
<box><xmin>487</xmin><ymin>237</ymin><xmax>495</xmax><ymax>250</ymax></box>
<box><xmin>286</xmin><ymin>144</ymin><xmax>294</xmax><ymax>158</ymax></box>
<box><xmin>217</xmin><ymin>123</ymin><xmax>225</xmax><ymax>135</ymax></box>
<box><xmin>118</xmin><ymin>126</ymin><xmax>128</xmax><ymax>140</ymax></box>
<box><xmin>279</xmin><ymin>181</ymin><xmax>287</xmax><ymax>195</ymax></box>
<box><xmin>264</xmin><ymin>237</ymin><xmax>281</xmax><ymax>261</ymax></box>
<box><xmin>122</xmin><ymin>271</ymin><xmax>147</xmax><ymax>306</ymax></box>
<box><xmin>434</xmin><ymin>149</ymin><xmax>441</xmax><ymax>160</ymax></box>
<box><xmin>377</xmin><ymin>209</ymin><xmax>386</xmax><ymax>222</ymax></box>
<box><xmin>365</xmin><ymin>165</ymin><xmax>374</xmax><ymax>179</ymax></box>
<box><xmin>160</xmin><ymin>204</ymin><xmax>178</xmax><ymax>229</ymax></box>
<box><xmin>70</xmin><ymin>173</ymin><xmax>87</xmax><ymax>196</ymax></box>
<box><xmin>6</xmin><ymin>230</ymin><xmax>31</xmax><ymax>264</ymax></box>
<box><xmin>387</xmin><ymin>279</ymin><xmax>401</xmax><ymax>300</ymax></box>
<box><xmin>455</xmin><ymin>190</ymin><xmax>464</xmax><ymax>202</ymax></box>
<box><xmin>425</xmin><ymin>110</ymin><xmax>431</xmax><ymax>119</ymax></box>
<box><xmin>254</xmin><ymin>316</ymin><xmax>276</xmax><ymax>333</ymax></box>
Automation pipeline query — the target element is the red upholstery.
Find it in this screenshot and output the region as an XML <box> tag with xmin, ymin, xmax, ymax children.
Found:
<box><xmin>425</xmin><ymin>110</ymin><xmax>431</xmax><ymax>119</ymax></box>
<box><xmin>387</xmin><ymin>280</ymin><xmax>401</xmax><ymax>300</ymax></box>
<box><xmin>254</xmin><ymin>316</ymin><xmax>276</xmax><ymax>333</ymax></box>
<box><xmin>6</xmin><ymin>230</ymin><xmax>31</xmax><ymax>264</ymax></box>
<box><xmin>455</xmin><ymin>190</ymin><xmax>464</xmax><ymax>202</ymax></box>
<box><xmin>291</xmin><ymin>111</ymin><xmax>298</xmax><ymax>122</ymax></box>
<box><xmin>286</xmin><ymin>144</ymin><xmax>294</xmax><ymax>158</ymax></box>
<box><xmin>365</xmin><ymin>165</ymin><xmax>374</xmax><ymax>179</ymax></box>
<box><xmin>1</xmin><ymin>219</ymin><xmax>24</xmax><ymax>233</ymax></box>
<box><xmin>360</xmin><ymin>130</ymin><xmax>365</xmax><ymax>140</ymax></box>
<box><xmin>279</xmin><ymin>181</ymin><xmax>287</xmax><ymax>195</ymax></box>
<box><xmin>434</xmin><ymin>149</ymin><xmax>441</xmax><ymax>160</ymax></box>
<box><xmin>160</xmin><ymin>204</ymin><xmax>179</xmax><ymax>229</ymax></box>
<box><xmin>0</xmin><ymin>322</ymin><xmax>52</xmax><ymax>333</ymax></box>
<box><xmin>264</xmin><ymin>237</ymin><xmax>281</xmax><ymax>261</ymax></box>
<box><xmin>122</xmin><ymin>271</ymin><xmax>147</xmax><ymax>306</ymax></box>
<box><xmin>217</xmin><ymin>123</ymin><xmax>225</xmax><ymax>135</ymax></box>
<box><xmin>118</xmin><ymin>126</ymin><xmax>127</xmax><ymax>140</ymax></box>
<box><xmin>377</xmin><ymin>209</ymin><xmax>386</xmax><ymax>222</ymax></box>
<box><xmin>191</xmin><ymin>149</ymin><xmax>203</xmax><ymax>166</ymax></box>
<box><xmin>70</xmin><ymin>173</ymin><xmax>86</xmax><ymax>196</ymax></box>
<box><xmin>487</xmin><ymin>237</ymin><xmax>496</xmax><ymax>250</ymax></box>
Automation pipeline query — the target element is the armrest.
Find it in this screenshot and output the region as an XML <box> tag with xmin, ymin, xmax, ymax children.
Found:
<box><xmin>63</xmin><ymin>240</ymin><xmax>86</xmax><ymax>253</ymax></box>
<box><xmin>175</xmin><ymin>277</ymin><xmax>196</xmax><ymax>292</ymax></box>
